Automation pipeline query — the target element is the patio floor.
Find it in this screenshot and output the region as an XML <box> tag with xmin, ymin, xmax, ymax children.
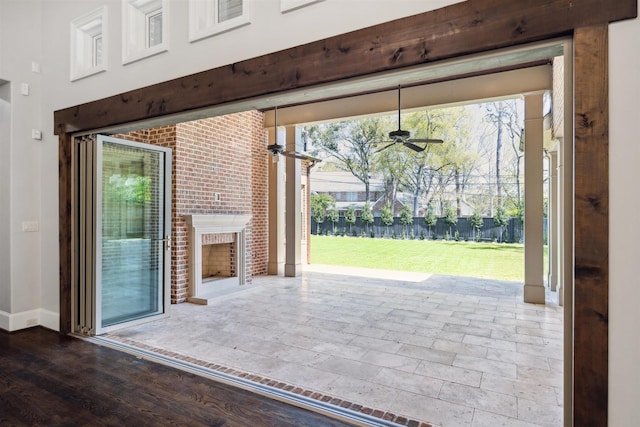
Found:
<box><xmin>106</xmin><ymin>265</ymin><xmax>564</xmax><ymax>427</ymax></box>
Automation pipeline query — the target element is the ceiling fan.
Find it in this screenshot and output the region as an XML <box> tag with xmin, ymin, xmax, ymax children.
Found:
<box><xmin>266</xmin><ymin>106</ymin><xmax>321</xmax><ymax>163</ymax></box>
<box><xmin>375</xmin><ymin>85</ymin><xmax>444</xmax><ymax>153</ymax></box>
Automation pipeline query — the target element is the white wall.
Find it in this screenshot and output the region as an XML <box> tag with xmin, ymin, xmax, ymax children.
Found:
<box><xmin>0</xmin><ymin>0</ymin><xmax>44</xmax><ymax>329</ymax></box>
<box><xmin>41</xmin><ymin>0</ymin><xmax>462</xmax><ymax>112</ymax></box>
<box><xmin>609</xmin><ymin>16</ymin><xmax>640</xmax><ymax>427</ymax></box>
<box><xmin>0</xmin><ymin>81</ymin><xmax>11</xmax><ymax>315</ymax></box>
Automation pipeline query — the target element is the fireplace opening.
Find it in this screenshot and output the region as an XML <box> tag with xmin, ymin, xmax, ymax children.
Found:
<box><xmin>201</xmin><ymin>232</ymin><xmax>236</xmax><ymax>284</ymax></box>
<box><xmin>202</xmin><ymin>242</ymin><xmax>236</xmax><ymax>283</ymax></box>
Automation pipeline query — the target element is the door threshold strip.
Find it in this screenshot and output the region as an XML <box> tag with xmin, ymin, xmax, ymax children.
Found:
<box><xmin>78</xmin><ymin>334</ymin><xmax>427</xmax><ymax>427</ymax></box>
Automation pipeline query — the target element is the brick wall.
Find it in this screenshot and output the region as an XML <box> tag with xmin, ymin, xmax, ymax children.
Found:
<box><xmin>119</xmin><ymin>110</ymin><xmax>269</xmax><ymax>303</ymax></box>
<box><xmin>251</xmin><ymin>115</ymin><xmax>269</xmax><ymax>276</ymax></box>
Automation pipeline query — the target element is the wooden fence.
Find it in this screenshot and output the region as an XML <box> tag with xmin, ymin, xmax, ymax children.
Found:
<box><xmin>311</xmin><ymin>216</ymin><xmax>527</xmax><ymax>243</ymax></box>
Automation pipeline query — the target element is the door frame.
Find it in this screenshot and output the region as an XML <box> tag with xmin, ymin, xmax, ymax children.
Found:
<box><xmin>72</xmin><ymin>134</ymin><xmax>172</xmax><ymax>335</ymax></box>
<box><xmin>55</xmin><ymin>1</ymin><xmax>638</xmax><ymax>425</ymax></box>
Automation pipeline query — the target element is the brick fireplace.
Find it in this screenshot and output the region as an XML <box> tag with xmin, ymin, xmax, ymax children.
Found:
<box><xmin>117</xmin><ymin>111</ymin><xmax>269</xmax><ymax>304</ymax></box>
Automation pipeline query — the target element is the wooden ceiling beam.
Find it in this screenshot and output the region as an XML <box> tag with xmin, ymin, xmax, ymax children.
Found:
<box><xmin>53</xmin><ymin>0</ymin><xmax>636</xmax><ymax>135</ymax></box>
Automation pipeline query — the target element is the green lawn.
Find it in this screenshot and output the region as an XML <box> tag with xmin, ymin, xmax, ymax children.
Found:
<box><xmin>310</xmin><ymin>235</ymin><xmax>527</xmax><ymax>282</ymax></box>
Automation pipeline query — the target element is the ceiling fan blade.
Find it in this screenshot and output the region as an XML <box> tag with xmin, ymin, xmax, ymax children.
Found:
<box><xmin>409</xmin><ymin>138</ymin><xmax>444</xmax><ymax>144</ymax></box>
<box><xmin>375</xmin><ymin>142</ymin><xmax>396</xmax><ymax>153</ymax></box>
<box><xmin>281</xmin><ymin>151</ymin><xmax>322</xmax><ymax>162</ymax></box>
<box><xmin>403</xmin><ymin>142</ymin><xmax>426</xmax><ymax>152</ymax></box>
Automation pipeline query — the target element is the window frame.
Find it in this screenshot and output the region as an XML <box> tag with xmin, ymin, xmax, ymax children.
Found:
<box><xmin>122</xmin><ymin>0</ymin><xmax>168</xmax><ymax>65</ymax></box>
<box><xmin>70</xmin><ymin>7</ymin><xmax>107</xmax><ymax>82</ymax></box>
<box><xmin>145</xmin><ymin>8</ymin><xmax>163</xmax><ymax>48</ymax></box>
<box><xmin>188</xmin><ymin>0</ymin><xmax>251</xmax><ymax>43</ymax></box>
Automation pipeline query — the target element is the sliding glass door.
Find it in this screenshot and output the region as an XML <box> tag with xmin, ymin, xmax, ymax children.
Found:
<box><xmin>75</xmin><ymin>134</ymin><xmax>171</xmax><ymax>335</ymax></box>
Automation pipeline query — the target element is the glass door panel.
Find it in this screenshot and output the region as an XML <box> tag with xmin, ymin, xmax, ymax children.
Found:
<box><xmin>96</xmin><ymin>135</ymin><xmax>171</xmax><ymax>333</ymax></box>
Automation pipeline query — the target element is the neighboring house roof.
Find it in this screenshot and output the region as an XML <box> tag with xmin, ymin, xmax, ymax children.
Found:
<box><xmin>310</xmin><ymin>171</ymin><xmax>384</xmax><ymax>194</ymax></box>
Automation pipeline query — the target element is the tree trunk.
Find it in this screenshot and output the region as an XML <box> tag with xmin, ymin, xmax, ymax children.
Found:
<box><xmin>412</xmin><ymin>164</ymin><xmax>424</xmax><ymax>216</ymax></box>
<box><xmin>455</xmin><ymin>169</ymin><xmax>462</xmax><ymax>216</ymax></box>
<box><xmin>365</xmin><ymin>181</ymin><xmax>370</xmax><ymax>204</ymax></box>
<box><xmin>495</xmin><ymin>109</ymin><xmax>503</xmax><ymax>207</ymax></box>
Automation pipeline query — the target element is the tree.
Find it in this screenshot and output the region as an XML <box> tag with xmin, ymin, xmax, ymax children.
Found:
<box><xmin>344</xmin><ymin>206</ymin><xmax>356</xmax><ymax>234</ymax></box>
<box><xmin>380</xmin><ymin>203</ymin><xmax>394</xmax><ymax>237</ymax></box>
<box><xmin>361</xmin><ymin>201</ymin><xmax>374</xmax><ymax>236</ymax></box>
<box><xmin>377</xmin><ymin>146</ymin><xmax>410</xmax><ymax>213</ymax></box>
<box><xmin>484</xmin><ymin>102</ymin><xmax>507</xmax><ymax>207</ymax></box>
<box><xmin>398</xmin><ymin>108</ymin><xmax>468</xmax><ymax>216</ymax></box>
<box><xmin>482</xmin><ymin>99</ymin><xmax>525</xmax><ymax>214</ymax></box>
<box><xmin>311</xmin><ymin>193</ymin><xmax>334</xmax><ymax>234</ymax></box>
<box><xmin>424</xmin><ymin>209</ymin><xmax>437</xmax><ymax>237</ymax></box>
<box><xmin>307</xmin><ymin>118</ymin><xmax>386</xmax><ymax>202</ymax></box>
<box><xmin>443</xmin><ymin>205</ymin><xmax>458</xmax><ymax>240</ymax></box>
<box><xmin>399</xmin><ymin>204</ymin><xmax>413</xmax><ymax>237</ymax></box>
<box><xmin>327</xmin><ymin>205</ymin><xmax>339</xmax><ymax>235</ymax></box>
<box><xmin>468</xmin><ymin>210</ymin><xmax>484</xmax><ymax>242</ymax></box>
<box><xmin>493</xmin><ymin>205</ymin><xmax>510</xmax><ymax>242</ymax></box>
<box><xmin>108</xmin><ymin>175</ymin><xmax>151</xmax><ymax>205</ymax></box>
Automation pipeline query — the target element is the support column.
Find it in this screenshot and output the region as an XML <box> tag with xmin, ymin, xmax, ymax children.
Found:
<box><xmin>558</xmin><ymin>139</ymin><xmax>565</xmax><ymax>305</ymax></box>
<box><xmin>284</xmin><ymin>126</ymin><xmax>302</xmax><ymax>277</ymax></box>
<box><xmin>523</xmin><ymin>92</ymin><xmax>546</xmax><ymax>304</ymax></box>
<box><xmin>548</xmin><ymin>150</ymin><xmax>559</xmax><ymax>291</ymax></box>
<box><xmin>267</xmin><ymin>127</ymin><xmax>285</xmax><ymax>275</ymax></box>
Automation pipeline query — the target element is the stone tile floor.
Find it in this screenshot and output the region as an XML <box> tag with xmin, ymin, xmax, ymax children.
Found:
<box><xmin>108</xmin><ymin>265</ymin><xmax>563</xmax><ymax>427</ymax></box>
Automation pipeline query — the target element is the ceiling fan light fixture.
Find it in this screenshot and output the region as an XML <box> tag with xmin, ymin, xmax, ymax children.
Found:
<box><xmin>373</xmin><ymin>85</ymin><xmax>444</xmax><ymax>153</ymax></box>
<box><xmin>389</xmin><ymin>129</ymin><xmax>411</xmax><ymax>140</ymax></box>
<box><xmin>266</xmin><ymin>107</ymin><xmax>322</xmax><ymax>165</ymax></box>
<box><xmin>267</xmin><ymin>143</ymin><xmax>285</xmax><ymax>155</ymax></box>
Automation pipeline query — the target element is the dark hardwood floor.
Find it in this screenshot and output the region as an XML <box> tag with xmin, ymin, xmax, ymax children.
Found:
<box><xmin>0</xmin><ymin>327</ymin><xmax>355</xmax><ymax>427</ymax></box>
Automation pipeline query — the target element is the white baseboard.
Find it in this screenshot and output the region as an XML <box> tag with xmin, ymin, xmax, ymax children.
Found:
<box><xmin>40</xmin><ymin>309</ymin><xmax>60</xmax><ymax>331</ymax></box>
<box><xmin>0</xmin><ymin>310</ymin><xmax>9</xmax><ymax>331</ymax></box>
<box><xmin>0</xmin><ymin>308</ymin><xmax>60</xmax><ymax>332</ymax></box>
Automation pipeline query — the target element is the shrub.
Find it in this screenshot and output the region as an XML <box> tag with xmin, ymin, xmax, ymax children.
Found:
<box><xmin>381</xmin><ymin>203</ymin><xmax>394</xmax><ymax>236</ymax></box>
<box><xmin>443</xmin><ymin>206</ymin><xmax>458</xmax><ymax>239</ymax></box>
<box><xmin>361</xmin><ymin>202</ymin><xmax>374</xmax><ymax>235</ymax></box>
<box><xmin>345</xmin><ymin>206</ymin><xmax>356</xmax><ymax>234</ymax></box>
<box><xmin>468</xmin><ymin>210</ymin><xmax>484</xmax><ymax>242</ymax></box>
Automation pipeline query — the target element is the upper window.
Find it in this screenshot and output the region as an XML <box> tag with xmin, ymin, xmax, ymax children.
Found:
<box><xmin>70</xmin><ymin>7</ymin><xmax>107</xmax><ymax>81</ymax></box>
<box><xmin>122</xmin><ymin>0</ymin><xmax>168</xmax><ymax>64</ymax></box>
<box><xmin>189</xmin><ymin>0</ymin><xmax>250</xmax><ymax>42</ymax></box>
